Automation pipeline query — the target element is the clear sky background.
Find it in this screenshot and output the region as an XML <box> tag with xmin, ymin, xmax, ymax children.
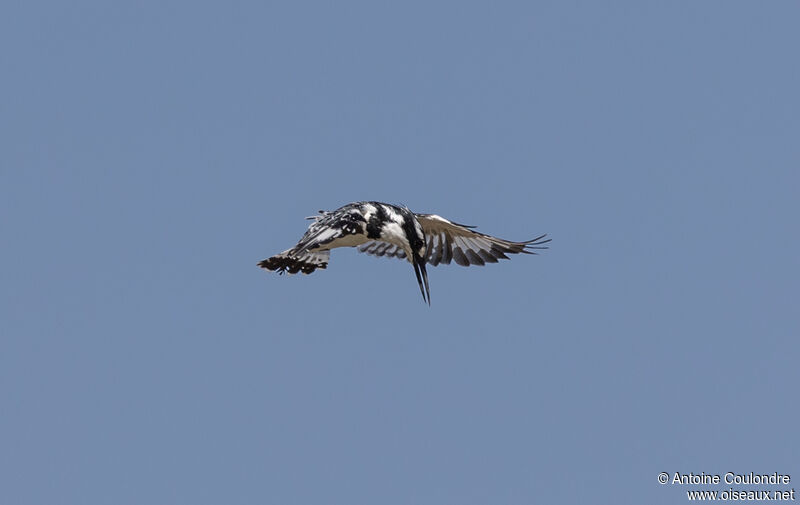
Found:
<box><xmin>2</xmin><ymin>2</ymin><xmax>798</xmax><ymax>504</ymax></box>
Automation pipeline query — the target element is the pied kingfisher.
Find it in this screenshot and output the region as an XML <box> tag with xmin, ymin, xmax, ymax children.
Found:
<box><xmin>258</xmin><ymin>201</ymin><xmax>550</xmax><ymax>304</ymax></box>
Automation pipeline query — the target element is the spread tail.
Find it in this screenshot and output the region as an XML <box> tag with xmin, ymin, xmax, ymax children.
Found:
<box><xmin>258</xmin><ymin>249</ymin><xmax>330</xmax><ymax>275</ymax></box>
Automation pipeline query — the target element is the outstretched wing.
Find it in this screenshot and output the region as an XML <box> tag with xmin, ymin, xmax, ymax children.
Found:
<box><xmin>415</xmin><ymin>214</ymin><xmax>550</xmax><ymax>267</ymax></box>
<box><xmin>259</xmin><ymin>206</ymin><xmax>366</xmax><ymax>275</ymax></box>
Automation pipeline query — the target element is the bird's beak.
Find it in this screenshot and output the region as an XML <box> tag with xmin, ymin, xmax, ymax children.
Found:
<box><xmin>412</xmin><ymin>255</ymin><xmax>431</xmax><ymax>305</ymax></box>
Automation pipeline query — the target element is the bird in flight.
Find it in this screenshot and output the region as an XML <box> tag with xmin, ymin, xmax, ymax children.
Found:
<box><xmin>258</xmin><ymin>201</ymin><xmax>550</xmax><ymax>304</ymax></box>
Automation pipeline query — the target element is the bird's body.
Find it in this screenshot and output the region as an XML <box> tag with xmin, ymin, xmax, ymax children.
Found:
<box><xmin>258</xmin><ymin>201</ymin><xmax>549</xmax><ymax>304</ymax></box>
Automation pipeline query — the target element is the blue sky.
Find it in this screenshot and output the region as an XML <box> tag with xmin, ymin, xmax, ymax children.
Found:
<box><xmin>2</xmin><ymin>1</ymin><xmax>798</xmax><ymax>504</ymax></box>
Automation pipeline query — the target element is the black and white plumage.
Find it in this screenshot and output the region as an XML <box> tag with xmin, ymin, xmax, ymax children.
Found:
<box><xmin>258</xmin><ymin>201</ymin><xmax>550</xmax><ymax>304</ymax></box>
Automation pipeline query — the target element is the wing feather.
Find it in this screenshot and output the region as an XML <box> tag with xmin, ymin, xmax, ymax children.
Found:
<box><xmin>355</xmin><ymin>212</ymin><xmax>549</xmax><ymax>267</ymax></box>
<box><xmin>451</xmin><ymin>245</ymin><xmax>469</xmax><ymax>266</ymax></box>
<box><xmin>358</xmin><ymin>241</ymin><xmax>407</xmax><ymax>260</ymax></box>
<box><xmin>415</xmin><ymin>213</ymin><xmax>550</xmax><ymax>267</ymax></box>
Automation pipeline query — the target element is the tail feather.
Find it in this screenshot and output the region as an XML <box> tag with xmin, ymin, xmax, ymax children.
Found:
<box><xmin>258</xmin><ymin>249</ymin><xmax>330</xmax><ymax>275</ymax></box>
